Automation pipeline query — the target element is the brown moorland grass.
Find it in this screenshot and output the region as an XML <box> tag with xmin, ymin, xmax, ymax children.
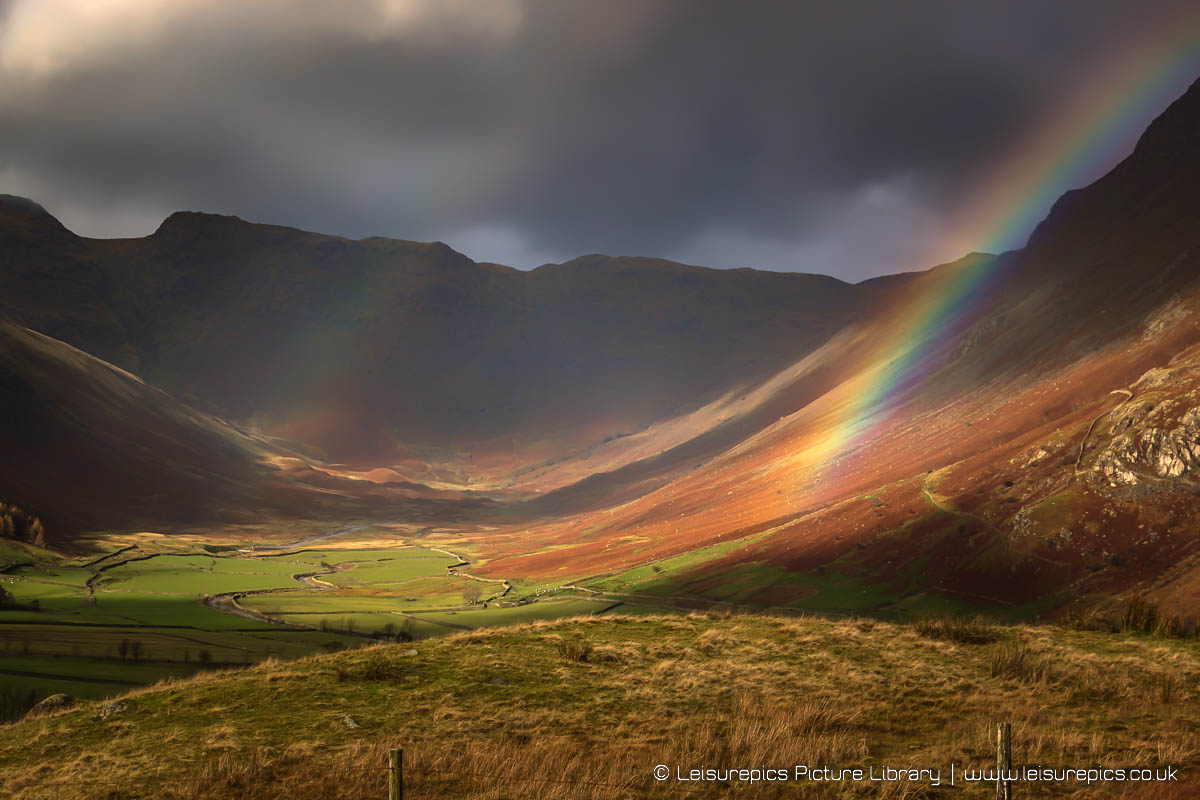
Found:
<box><xmin>911</xmin><ymin>615</ymin><xmax>1002</xmax><ymax>645</ymax></box>
<box><xmin>1</xmin><ymin>613</ymin><xmax>1199</xmax><ymax>798</ymax></box>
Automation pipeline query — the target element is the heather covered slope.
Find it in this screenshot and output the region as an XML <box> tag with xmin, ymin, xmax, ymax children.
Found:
<box><xmin>446</xmin><ymin>290</ymin><xmax>1200</xmax><ymax>618</ymax></box>
<box><xmin>453</xmin><ymin>80</ymin><xmax>1200</xmax><ymax>618</ymax></box>
<box><xmin>2</xmin><ymin>614</ymin><xmax>1197</xmax><ymax>799</ymax></box>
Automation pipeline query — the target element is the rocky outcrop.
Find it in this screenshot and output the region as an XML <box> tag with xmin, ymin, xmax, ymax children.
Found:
<box><xmin>25</xmin><ymin>693</ymin><xmax>73</xmax><ymax>718</ymax></box>
<box><xmin>1139</xmin><ymin>408</ymin><xmax>1200</xmax><ymax>477</ymax></box>
<box><xmin>1091</xmin><ymin>392</ymin><xmax>1200</xmax><ymax>486</ymax></box>
<box><xmin>93</xmin><ymin>700</ymin><xmax>127</xmax><ymax>721</ymax></box>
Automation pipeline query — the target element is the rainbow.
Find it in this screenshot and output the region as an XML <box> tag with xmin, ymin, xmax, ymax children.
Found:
<box><xmin>796</xmin><ymin>8</ymin><xmax>1200</xmax><ymax>477</ymax></box>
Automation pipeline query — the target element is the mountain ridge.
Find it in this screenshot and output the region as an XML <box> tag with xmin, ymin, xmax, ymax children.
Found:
<box><xmin>0</xmin><ymin>77</ymin><xmax>1198</xmax><ymax>621</ymax></box>
<box><xmin>0</xmin><ymin>197</ymin><xmax>883</xmax><ymax>466</ymax></box>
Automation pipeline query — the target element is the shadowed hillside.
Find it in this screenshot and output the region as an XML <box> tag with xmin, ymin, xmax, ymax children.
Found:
<box><xmin>0</xmin><ymin>198</ymin><xmax>882</xmax><ymax>468</ymax></box>
<box><xmin>0</xmin><ymin>320</ymin><xmax>461</xmax><ymax>538</ymax></box>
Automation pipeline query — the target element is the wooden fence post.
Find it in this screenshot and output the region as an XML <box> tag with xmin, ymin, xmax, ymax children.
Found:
<box><xmin>389</xmin><ymin>748</ymin><xmax>403</xmax><ymax>800</ymax></box>
<box><xmin>995</xmin><ymin>722</ymin><xmax>1012</xmax><ymax>800</ymax></box>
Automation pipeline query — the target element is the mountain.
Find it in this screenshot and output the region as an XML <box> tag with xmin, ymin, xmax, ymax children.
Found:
<box><xmin>447</xmin><ymin>79</ymin><xmax>1200</xmax><ymax>617</ymax></box>
<box><xmin>1</xmin><ymin>80</ymin><xmax>1199</xmax><ymax>618</ymax></box>
<box><xmin>0</xmin><ymin>318</ymin><xmax>284</xmax><ymax>535</ymax></box>
<box><xmin>0</xmin><ymin>319</ymin><xmax>466</xmax><ymax>539</ymax></box>
<box><xmin>0</xmin><ymin>199</ymin><xmax>883</xmax><ymax>473</ymax></box>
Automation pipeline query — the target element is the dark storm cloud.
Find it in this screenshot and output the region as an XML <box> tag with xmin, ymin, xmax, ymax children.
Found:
<box><xmin>0</xmin><ymin>0</ymin><xmax>1196</xmax><ymax>279</ymax></box>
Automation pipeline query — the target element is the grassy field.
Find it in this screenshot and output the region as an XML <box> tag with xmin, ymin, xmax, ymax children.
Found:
<box><xmin>413</xmin><ymin>597</ymin><xmax>621</xmax><ymax>629</ymax></box>
<box><xmin>2</xmin><ymin>613</ymin><xmax>1197</xmax><ymax>798</ymax></box>
<box><xmin>585</xmin><ymin>529</ymin><xmax>778</xmax><ymax>595</ymax></box>
<box><xmin>0</xmin><ymin>539</ymin><xmax>642</xmax><ymax>716</ymax></box>
<box><xmin>1</xmin><ymin>524</ymin><xmax>1094</xmax><ymax>726</ymax></box>
<box><xmin>0</xmin><ymin>543</ymin><xmax>463</xmax><ymax>715</ymax></box>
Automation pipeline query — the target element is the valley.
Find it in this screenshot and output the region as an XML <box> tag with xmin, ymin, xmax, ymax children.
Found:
<box><xmin>1</xmin><ymin>64</ymin><xmax>1199</xmax><ymax>799</ymax></box>
<box><xmin>1</xmin><ymin>527</ymin><xmax>634</xmax><ymax>715</ymax></box>
<box><xmin>4</xmin><ymin>227</ymin><xmax>1200</xmax><ymax>716</ymax></box>
<box><xmin>6</xmin><ymin>296</ymin><xmax>1200</xmax><ymax>714</ymax></box>
<box><xmin>5</xmin><ymin>3</ymin><xmax>1200</xmax><ymax>797</ymax></box>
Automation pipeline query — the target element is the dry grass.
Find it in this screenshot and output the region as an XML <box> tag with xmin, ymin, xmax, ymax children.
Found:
<box><xmin>911</xmin><ymin>615</ymin><xmax>1001</xmax><ymax>645</ymax></box>
<box><xmin>554</xmin><ymin>636</ymin><xmax>594</xmax><ymax>662</ymax></box>
<box><xmin>1072</xmin><ymin>595</ymin><xmax>1200</xmax><ymax>638</ymax></box>
<box><xmin>1122</xmin><ymin>595</ymin><xmax>1160</xmax><ymax>633</ymax></box>
<box><xmin>990</xmin><ymin>642</ymin><xmax>1053</xmax><ymax>683</ymax></box>
<box><xmin>136</xmin><ymin>692</ymin><xmax>869</xmax><ymax>800</ymax></box>
<box><xmin>4</xmin><ymin>614</ymin><xmax>1200</xmax><ymax>799</ymax></box>
<box><xmin>332</xmin><ymin>646</ymin><xmax>407</xmax><ymax>682</ymax></box>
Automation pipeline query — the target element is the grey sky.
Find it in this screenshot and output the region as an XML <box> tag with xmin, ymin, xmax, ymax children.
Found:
<box><xmin>1</xmin><ymin>0</ymin><xmax>1197</xmax><ymax>280</ymax></box>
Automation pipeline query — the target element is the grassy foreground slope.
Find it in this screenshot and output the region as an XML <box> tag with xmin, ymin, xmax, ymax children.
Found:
<box><xmin>3</xmin><ymin>614</ymin><xmax>1198</xmax><ymax>799</ymax></box>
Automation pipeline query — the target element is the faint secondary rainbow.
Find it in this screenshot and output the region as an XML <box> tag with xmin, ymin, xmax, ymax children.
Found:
<box><xmin>797</xmin><ymin>10</ymin><xmax>1200</xmax><ymax>478</ymax></box>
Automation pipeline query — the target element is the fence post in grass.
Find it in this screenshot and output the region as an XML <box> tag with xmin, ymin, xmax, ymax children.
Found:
<box><xmin>389</xmin><ymin>748</ymin><xmax>403</xmax><ymax>800</ymax></box>
<box><xmin>995</xmin><ymin>722</ymin><xmax>1012</xmax><ymax>800</ymax></box>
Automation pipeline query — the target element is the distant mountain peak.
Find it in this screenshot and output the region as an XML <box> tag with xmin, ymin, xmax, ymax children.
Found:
<box><xmin>0</xmin><ymin>194</ymin><xmax>49</xmax><ymax>215</ymax></box>
<box><xmin>153</xmin><ymin>209</ymin><xmax>248</xmax><ymax>235</ymax></box>
<box><xmin>0</xmin><ymin>194</ymin><xmax>70</xmax><ymax>235</ymax></box>
<box><xmin>1131</xmin><ymin>75</ymin><xmax>1200</xmax><ymax>154</ymax></box>
<box><xmin>1021</xmin><ymin>74</ymin><xmax>1200</xmax><ymax>264</ymax></box>
<box><xmin>0</xmin><ymin>194</ymin><xmax>65</xmax><ymax>227</ymax></box>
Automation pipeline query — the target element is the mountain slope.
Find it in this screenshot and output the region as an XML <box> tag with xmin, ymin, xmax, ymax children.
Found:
<box><xmin>0</xmin><ymin>319</ymin><xmax>441</xmax><ymax>538</ymax></box>
<box><xmin>452</xmin><ymin>79</ymin><xmax>1200</xmax><ymax>618</ymax></box>
<box><xmin>0</xmin><ymin>200</ymin><xmax>879</xmax><ymax>471</ymax></box>
<box><xmin>1</xmin><ymin>79</ymin><xmax>1199</xmax><ymax>621</ymax></box>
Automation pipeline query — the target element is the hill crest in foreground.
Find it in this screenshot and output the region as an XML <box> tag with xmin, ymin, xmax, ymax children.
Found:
<box><xmin>3</xmin><ymin>614</ymin><xmax>1199</xmax><ymax>799</ymax></box>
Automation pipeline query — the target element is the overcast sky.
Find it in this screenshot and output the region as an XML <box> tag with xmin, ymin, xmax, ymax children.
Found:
<box><xmin>1</xmin><ymin>1</ymin><xmax>1197</xmax><ymax>280</ymax></box>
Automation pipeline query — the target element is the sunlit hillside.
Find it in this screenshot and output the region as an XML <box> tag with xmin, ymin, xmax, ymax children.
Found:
<box><xmin>4</xmin><ymin>613</ymin><xmax>1199</xmax><ymax>799</ymax></box>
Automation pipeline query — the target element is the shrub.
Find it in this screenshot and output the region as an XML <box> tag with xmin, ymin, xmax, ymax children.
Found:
<box><xmin>1156</xmin><ymin>674</ymin><xmax>1179</xmax><ymax>705</ymax></box>
<box><xmin>912</xmin><ymin>615</ymin><xmax>1001</xmax><ymax>645</ymax></box>
<box><xmin>1155</xmin><ymin>613</ymin><xmax>1182</xmax><ymax>637</ymax></box>
<box><xmin>1121</xmin><ymin>595</ymin><xmax>1158</xmax><ymax>633</ymax></box>
<box><xmin>990</xmin><ymin>643</ymin><xmax>1051</xmax><ymax>683</ymax></box>
<box><xmin>357</xmin><ymin>651</ymin><xmax>406</xmax><ymax>681</ymax></box>
<box><xmin>555</xmin><ymin>638</ymin><xmax>593</xmax><ymax>663</ymax></box>
<box><xmin>334</xmin><ymin>650</ymin><xmax>405</xmax><ymax>682</ymax></box>
<box><xmin>1065</xmin><ymin>607</ymin><xmax>1119</xmax><ymax>632</ymax></box>
<box><xmin>0</xmin><ymin>502</ymin><xmax>47</xmax><ymax>546</ymax></box>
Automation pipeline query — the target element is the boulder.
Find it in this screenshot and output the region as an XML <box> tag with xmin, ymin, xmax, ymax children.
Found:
<box><xmin>26</xmin><ymin>693</ymin><xmax>73</xmax><ymax>718</ymax></box>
